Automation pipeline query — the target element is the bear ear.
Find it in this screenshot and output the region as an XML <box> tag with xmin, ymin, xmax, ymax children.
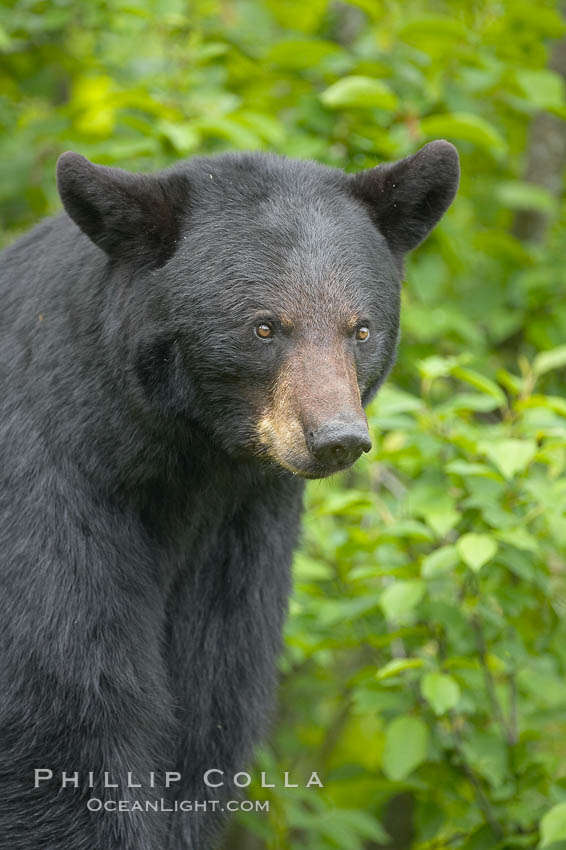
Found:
<box><xmin>56</xmin><ymin>152</ymin><xmax>188</xmax><ymax>267</ymax></box>
<box><xmin>350</xmin><ymin>140</ymin><xmax>460</xmax><ymax>256</ymax></box>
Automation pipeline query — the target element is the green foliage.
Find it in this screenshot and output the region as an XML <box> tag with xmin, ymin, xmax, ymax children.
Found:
<box><xmin>2</xmin><ymin>0</ymin><xmax>566</xmax><ymax>848</ymax></box>
<box><xmin>275</xmin><ymin>350</ymin><xmax>566</xmax><ymax>850</ymax></box>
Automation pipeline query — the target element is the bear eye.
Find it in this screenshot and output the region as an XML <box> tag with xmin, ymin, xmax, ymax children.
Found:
<box><xmin>255</xmin><ymin>322</ymin><xmax>275</xmax><ymax>340</ymax></box>
<box><xmin>355</xmin><ymin>325</ymin><xmax>370</xmax><ymax>342</ymax></box>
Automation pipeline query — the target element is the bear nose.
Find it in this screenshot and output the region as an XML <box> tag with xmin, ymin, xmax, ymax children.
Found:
<box><xmin>308</xmin><ymin>420</ymin><xmax>372</xmax><ymax>469</ymax></box>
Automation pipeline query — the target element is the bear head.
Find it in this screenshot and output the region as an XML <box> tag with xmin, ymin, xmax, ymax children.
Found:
<box><xmin>56</xmin><ymin>143</ymin><xmax>459</xmax><ymax>479</ymax></box>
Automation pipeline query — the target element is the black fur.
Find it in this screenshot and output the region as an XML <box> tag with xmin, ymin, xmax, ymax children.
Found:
<box><xmin>0</xmin><ymin>143</ymin><xmax>458</xmax><ymax>849</ymax></box>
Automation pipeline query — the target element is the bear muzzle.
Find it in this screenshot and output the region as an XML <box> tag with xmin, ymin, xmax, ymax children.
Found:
<box><xmin>256</xmin><ymin>348</ymin><xmax>371</xmax><ymax>478</ymax></box>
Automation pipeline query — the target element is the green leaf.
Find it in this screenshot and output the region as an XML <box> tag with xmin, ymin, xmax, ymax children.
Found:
<box><xmin>518</xmin><ymin>668</ymin><xmax>566</xmax><ymax>708</ymax></box>
<box><xmin>496</xmin><ymin>181</ymin><xmax>558</xmax><ymax>215</ymax></box>
<box><xmin>399</xmin><ymin>15</ymin><xmax>471</xmax><ymax>48</ymax></box>
<box><xmin>376</xmin><ymin>657</ymin><xmax>425</xmax><ymax>680</ymax></box>
<box><xmin>380</xmin><ymin>580</ymin><xmax>425</xmax><ymax>621</ymax></box>
<box><xmin>320</xmin><ymin>76</ymin><xmax>398</xmax><ymax>110</ymax></box>
<box><xmin>316</xmin><ymin>489</ymin><xmax>375</xmax><ymax>516</ymax></box>
<box><xmin>265</xmin><ymin>0</ymin><xmax>327</xmax><ymax>32</ymax></box>
<box><xmin>311</xmin><ymin>808</ymin><xmax>390</xmax><ymax>845</ymax></box>
<box><xmin>195</xmin><ymin>117</ymin><xmax>262</xmax><ymax>149</ymax></box>
<box><xmin>325</xmin><ymin>810</ymin><xmax>389</xmax><ymax>844</ymax></box>
<box><xmin>421</xmin><ymin>672</ymin><xmax>461</xmax><ymax>714</ymax></box>
<box><xmin>380</xmin><ymin>520</ymin><xmax>434</xmax><ymax>542</ymax></box>
<box><xmin>421</xmin><ymin>545</ymin><xmax>459</xmax><ymax>578</ymax></box>
<box><xmin>236</xmin><ymin>111</ymin><xmax>286</xmax><ymax>146</ymax></box>
<box><xmin>457</xmin><ymin>533</ymin><xmax>497</xmax><ymax>572</ymax></box>
<box><xmin>480</xmin><ymin>439</ymin><xmax>537</xmax><ymax>479</ymax></box>
<box><xmin>369</xmin><ymin>385</ymin><xmax>423</xmax><ymax>417</ymax></box>
<box><xmin>436</xmin><ymin>392</ymin><xmax>501</xmax><ymax>413</ymax></box>
<box><xmin>496</xmin><ymin>527</ymin><xmax>538</xmax><ymax>553</ymax></box>
<box><xmin>0</xmin><ymin>24</ymin><xmax>11</xmax><ymax>51</ymax></box>
<box><xmin>425</xmin><ymin>509</ymin><xmax>460</xmax><ymax>538</ymax></box>
<box><xmin>523</xmin><ymin>394</ymin><xmax>566</xmax><ymax>417</ymax></box>
<box><xmin>446</xmin><ymin>461</ymin><xmax>502</xmax><ymax>480</ymax></box>
<box><xmin>316</xmin><ymin>595</ymin><xmax>382</xmax><ymax>626</ymax></box>
<box><xmin>158</xmin><ymin>120</ymin><xmax>200</xmax><ymax>154</ymax></box>
<box><xmin>420</xmin><ymin>112</ymin><xmax>506</xmax><ymax>153</ymax></box>
<box><xmin>293</xmin><ymin>553</ymin><xmax>333</xmax><ymax>581</ymax></box>
<box><xmin>517</xmin><ymin>69</ymin><xmax>565</xmax><ymax>110</ymax></box>
<box><xmin>382</xmin><ymin>715</ymin><xmax>429</xmax><ymax>781</ymax></box>
<box><xmin>451</xmin><ymin>367</ymin><xmax>507</xmax><ymax>406</ymax></box>
<box><xmin>266</xmin><ymin>39</ymin><xmax>342</xmax><ymax>70</ymax></box>
<box><xmin>533</xmin><ymin>345</ymin><xmax>566</xmax><ymax>377</ymax></box>
<box><xmin>540</xmin><ymin>804</ymin><xmax>566</xmax><ymax>848</ymax></box>
<box><xmin>418</xmin><ymin>354</ymin><xmax>464</xmax><ymax>380</ymax></box>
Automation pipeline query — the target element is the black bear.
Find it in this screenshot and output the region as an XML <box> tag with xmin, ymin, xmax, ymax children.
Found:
<box><xmin>0</xmin><ymin>141</ymin><xmax>459</xmax><ymax>849</ymax></box>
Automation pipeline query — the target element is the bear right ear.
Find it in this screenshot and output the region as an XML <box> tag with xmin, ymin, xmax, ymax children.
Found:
<box><xmin>56</xmin><ymin>152</ymin><xmax>188</xmax><ymax>268</ymax></box>
<box><xmin>350</xmin><ymin>140</ymin><xmax>460</xmax><ymax>257</ymax></box>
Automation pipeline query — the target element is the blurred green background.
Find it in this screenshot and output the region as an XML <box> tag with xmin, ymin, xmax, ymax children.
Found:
<box><xmin>2</xmin><ymin>1</ymin><xmax>566</xmax><ymax>848</ymax></box>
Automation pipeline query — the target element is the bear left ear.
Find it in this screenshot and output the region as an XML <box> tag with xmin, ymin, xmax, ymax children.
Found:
<box><xmin>350</xmin><ymin>140</ymin><xmax>460</xmax><ymax>256</ymax></box>
<box><xmin>56</xmin><ymin>152</ymin><xmax>189</xmax><ymax>267</ymax></box>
